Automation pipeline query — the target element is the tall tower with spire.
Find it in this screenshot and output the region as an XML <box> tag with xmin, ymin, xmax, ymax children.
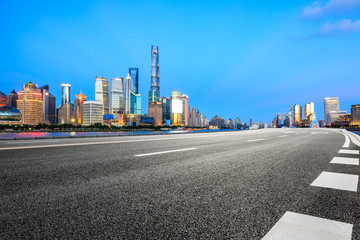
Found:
<box><xmin>148</xmin><ymin>45</ymin><xmax>162</xmax><ymax>125</ymax></box>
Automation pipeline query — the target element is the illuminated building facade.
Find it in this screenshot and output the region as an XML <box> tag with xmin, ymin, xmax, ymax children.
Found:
<box><xmin>328</xmin><ymin>111</ymin><xmax>347</xmax><ymax>126</ymax></box>
<box><xmin>0</xmin><ymin>91</ymin><xmax>8</xmax><ymax>107</ymax></box>
<box><xmin>57</xmin><ymin>83</ymin><xmax>74</xmax><ymax>124</ymax></box>
<box><xmin>148</xmin><ymin>103</ymin><xmax>162</xmax><ymax>126</ymax></box>
<box><xmin>149</xmin><ymin>45</ymin><xmax>160</xmax><ymax>103</ymax></box>
<box><xmin>171</xmin><ymin>91</ymin><xmax>183</xmax><ymax>126</ymax></box>
<box><xmin>17</xmin><ymin>82</ymin><xmax>43</xmax><ymax>124</ymax></box>
<box><xmin>74</xmin><ymin>92</ymin><xmax>87</xmax><ymax>125</ymax></box>
<box><xmin>124</xmin><ymin>74</ymin><xmax>133</xmax><ymax>114</ymax></box>
<box><xmin>0</xmin><ymin>106</ymin><xmax>22</xmax><ymax>124</ymax></box>
<box><xmin>95</xmin><ymin>76</ymin><xmax>109</xmax><ymax>115</ymax></box>
<box><xmin>7</xmin><ymin>90</ymin><xmax>18</xmax><ymax>108</ymax></box>
<box><xmin>190</xmin><ymin>107</ymin><xmax>197</xmax><ymax>126</ymax></box>
<box><xmin>61</xmin><ymin>84</ymin><xmax>71</xmax><ymax>106</ymax></box>
<box><xmin>182</xmin><ymin>94</ymin><xmax>189</xmax><ymax>126</ymax></box>
<box><xmin>304</xmin><ymin>102</ymin><xmax>314</xmax><ymax>121</ymax></box>
<box><xmin>129</xmin><ymin>68</ymin><xmax>139</xmax><ymax>94</ymax></box>
<box><xmin>161</xmin><ymin>97</ymin><xmax>170</xmax><ymax>125</ymax></box>
<box><xmin>39</xmin><ymin>85</ymin><xmax>56</xmax><ymax>124</ymax></box>
<box><xmin>83</xmin><ymin>101</ymin><xmax>103</xmax><ymax>125</ymax></box>
<box><xmin>324</xmin><ymin>97</ymin><xmax>339</xmax><ymax>126</ymax></box>
<box><xmin>292</xmin><ymin>104</ymin><xmax>302</xmax><ymax>124</ymax></box>
<box><xmin>130</xmin><ymin>90</ymin><xmax>142</xmax><ymax>115</ymax></box>
<box><xmin>351</xmin><ymin>104</ymin><xmax>360</xmax><ymax>126</ymax></box>
<box><xmin>111</xmin><ymin>77</ymin><xmax>125</xmax><ymax>120</ymax></box>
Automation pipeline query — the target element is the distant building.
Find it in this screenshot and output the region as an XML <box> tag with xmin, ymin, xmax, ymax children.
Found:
<box><xmin>227</xmin><ymin>118</ymin><xmax>234</xmax><ymax>128</ymax></box>
<box><xmin>249</xmin><ymin>118</ymin><xmax>253</xmax><ymax>127</ymax></box>
<box><xmin>74</xmin><ymin>92</ymin><xmax>87</xmax><ymax>125</ymax></box>
<box><xmin>328</xmin><ymin>111</ymin><xmax>347</xmax><ymax>126</ymax></box>
<box><xmin>130</xmin><ymin>90</ymin><xmax>142</xmax><ymax>115</ymax></box>
<box><xmin>161</xmin><ymin>97</ymin><xmax>170</xmax><ymax>125</ymax></box>
<box><xmin>39</xmin><ymin>85</ymin><xmax>56</xmax><ymax>124</ymax></box>
<box><xmin>210</xmin><ymin>115</ymin><xmax>225</xmax><ymax>128</ymax></box>
<box><xmin>148</xmin><ymin>103</ymin><xmax>162</xmax><ymax>126</ymax></box>
<box><xmin>129</xmin><ymin>68</ymin><xmax>139</xmax><ymax>94</ymax></box>
<box><xmin>148</xmin><ymin>45</ymin><xmax>162</xmax><ymax>126</ymax></box>
<box><xmin>351</xmin><ymin>104</ymin><xmax>360</xmax><ymax>126</ymax></box>
<box><xmin>0</xmin><ymin>91</ymin><xmax>8</xmax><ymax>107</ymax></box>
<box><xmin>61</xmin><ymin>84</ymin><xmax>71</xmax><ymax>106</ymax></box>
<box><xmin>304</xmin><ymin>102</ymin><xmax>314</xmax><ymax>121</ymax></box>
<box><xmin>276</xmin><ymin>114</ymin><xmax>282</xmax><ymax>127</ymax></box>
<box><xmin>190</xmin><ymin>107</ymin><xmax>197</xmax><ymax>127</ymax></box>
<box><xmin>110</xmin><ymin>77</ymin><xmax>125</xmax><ymax>121</ymax></box>
<box><xmin>292</xmin><ymin>104</ymin><xmax>302</xmax><ymax>125</ymax></box>
<box><xmin>83</xmin><ymin>101</ymin><xmax>103</xmax><ymax>125</ymax></box>
<box><xmin>57</xmin><ymin>84</ymin><xmax>74</xmax><ymax>124</ymax></box>
<box><xmin>7</xmin><ymin>90</ymin><xmax>17</xmax><ymax>108</ymax></box>
<box><xmin>235</xmin><ymin>117</ymin><xmax>241</xmax><ymax>129</ymax></box>
<box><xmin>171</xmin><ymin>91</ymin><xmax>183</xmax><ymax>126</ymax></box>
<box><xmin>182</xmin><ymin>94</ymin><xmax>189</xmax><ymax>126</ymax></box>
<box><xmin>17</xmin><ymin>82</ymin><xmax>43</xmax><ymax>124</ymax></box>
<box><xmin>324</xmin><ymin>97</ymin><xmax>339</xmax><ymax>126</ymax></box>
<box><xmin>95</xmin><ymin>76</ymin><xmax>109</xmax><ymax>115</ymax></box>
<box><xmin>0</xmin><ymin>106</ymin><xmax>22</xmax><ymax>124</ymax></box>
<box><xmin>124</xmin><ymin>74</ymin><xmax>133</xmax><ymax>114</ymax></box>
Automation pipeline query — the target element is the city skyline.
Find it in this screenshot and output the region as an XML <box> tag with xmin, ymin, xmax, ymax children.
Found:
<box><xmin>1</xmin><ymin>1</ymin><xmax>360</xmax><ymax>123</ymax></box>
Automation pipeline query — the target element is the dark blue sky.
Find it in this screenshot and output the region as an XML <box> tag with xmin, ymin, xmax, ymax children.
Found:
<box><xmin>1</xmin><ymin>0</ymin><xmax>360</xmax><ymax>123</ymax></box>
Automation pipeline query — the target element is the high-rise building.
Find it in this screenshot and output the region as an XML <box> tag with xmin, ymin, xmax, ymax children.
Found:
<box><xmin>196</xmin><ymin>110</ymin><xmax>200</xmax><ymax>127</ymax></box>
<box><xmin>83</xmin><ymin>101</ymin><xmax>103</xmax><ymax>125</ymax></box>
<box><xmin>129</xmin><ymin>68</ymin><xmax>139</xmax><ymax>94</ymax></box>
<box><xmin>351</xmin><ymin>104</ymin><xmax>360</xmax><ymax>126</ymax></box>
<box><xmin>17</xmin><ymin>82</ymin><xmax>43</xmax><ymax>124</ymax></box>
<box><xmin>182</xmin><ymin>94</ymin><xmax>189</xmax><ymax>126</ymax></box>
<box><xmin>149</xmin><ymin>45</ymin><xmax>160</xmax><ymax>104</ymax></box>
<box><xmin>190</xmin><ymin>107</ymin><xmax>197</xmax><ymax>126</ymax></box>
<box><xmin>0</xmin><ymin>91</ymin><xmax>8</xmax><ymax>107</ymax></box>
<box><xmin>61</xmin><ymin>84</ymin><xmax>71</xmax><ymax>106</ymax></box>
<box><xmin>38</xmin><ymin>85</ymin><xmax>56</xmax><ymax>124</ymax></box>
<box><xmin>227</xmin><ymin>118</ymin><xmax>234</xmax><ymax>128</ymax></box>
<box><xmin>124</xmin><ymin>74</ymin><xmax>133</xmax><ymax>114</ymax></box>
<box><xmin>7</xmin><ymin>90</ymin><xmax>18</xmax><ymax>108</ymax></box>
<box><xmin>276</xmin><ymin>114</ymin><xmax>282</xmax><ymax>127</ymax></box>
<box><xmin>74</xmin><ymin>92</ymin><xmax>87</xmax><ymax>125</ymax></box>
<box><xmin>110</xmin><ymin>77</ymin><xmax>125</xmax><ymax>119</ymax></box>
<box><xmin>235</xmin><ymin>117</ymin><xmax>241</xmax><ymax>129</ymax></box>
<box><xmin>148</xmin><ymin>45</ymin><xmax>162</xmax><ymax>125</ymax></box>
<box><xmin>304</xmin><ymin>102</ymin><xmax>315</xmax><ymax>121</ymax></box>
<box><xmin>327</xmin><ymin>111</ymin><xmax>347</xmax><ymax>126</ymax></box>
<box><xmin>292</xmin><ymin>104</ymin><xmax>302</xmax><ymax>124</ymax></box>
<box><xmin>95</xmin><ymin>76</ymin><xmax>109</xmax><ymax>115</ymax></box>
<box><xmin>210</xmin><ymin>115</ymin><xmax>226</xmax><ymax>128</ymax></box>
<box><xmin>170</xmin><ymin>91</ymin><xmax>183</xmax><ymax>126</ymax></box>
<box><xmin>249</xmin><ymin>119</ymin><xmax>253</xmax><ymax>127</ymax></box>
<box><xmin>324</xmin><ymin>97</ymin><xmax>339</xmax><ymax>126</ymax></box>
<box><xmin>161</xmin><ymin>97</ymin><xmax>170</xmax><ymax>124</ymax></box>
<box><xmin>130</xmin><ymin>90</ymin><xmax>142</xmax><ymax>115</ymax></box>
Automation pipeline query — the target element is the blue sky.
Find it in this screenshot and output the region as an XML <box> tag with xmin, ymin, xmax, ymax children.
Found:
<box><xmin>1</xmin><ymin>0</ymin><xmax>360</xmax><ymax>124</ymax></box>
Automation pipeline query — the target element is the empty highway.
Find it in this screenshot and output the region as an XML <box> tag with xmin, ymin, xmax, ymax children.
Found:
<box><xmin>0</xmin><ymin>128</ymin><xmax>359</xmax><ymax>239</ymax></box>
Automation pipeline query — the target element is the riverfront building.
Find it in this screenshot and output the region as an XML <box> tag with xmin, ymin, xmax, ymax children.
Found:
<box><xmin>38</xmin><ymin>85</ymin><xmax>56</xmax><ymax>124</ymax></box>
<box><xmin>83</xmin><ymin>101</ymin><xmax>103</xmax><ymax>125</ymax></box>
<box><xmin>74</xmin><ymin>92</ymin><xmax>87</xmax><ymax>125</ymax></box>
<box><xmin>170</xmin><ymin>91</ymin><xmax>183</xmax><ymax>126</ymax></box>
<box><xmin>95</xmin><ymin>76</ymin><xmax>109</xmax><ymax>115</ymax></box>
<box><xmin>17</xmin><ymin>82</ymin><xmax>43</xmax><ymax>124</ymax></box>
<box><xmin>110</xmin><ymin>77</ymin><xmax>125</xmax><ymax>119</ymax></box>
<box><xmin>148</xmin><ymin>45</ymin><xmax>162</xmax><ymax>125</ymax></box>
<box><xmin>351</xmin><ymin>104</ymin><xmax>360</xmax><ymax>126</ymax></box>
<box><xmin>324</xmin><ymin>97</ymin><xmax>339</xmax><ymax>126</ymax></box>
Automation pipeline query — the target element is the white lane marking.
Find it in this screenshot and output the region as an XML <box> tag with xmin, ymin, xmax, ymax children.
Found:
<box><xmin>311</xmin><ymin>132</ymin><xmax>330</xmax><ymax>134</ymax></box>
<box><xmin>279</xmin><ymin>135</ymin><xmax>288</xmax><ymax>138</ymax></box>
<box><xmin>0</xmin><ymin>132</ymin><xmax>249</xmax><ymax>151</ymax></box>
<box><xmin>311</xmin><ymin>171</ymin><xmax>358</xmax><ymax>192</ymax></box>
<box><xmin>262</xmin><ymin>211</ymin><xmax>353</xmax><ymax>240</ymax></box>
<box><xmin>330</xmin><ymin>157</ymin><xmax>359</xmax><ymax>166</ymax></box>
<box><xmin>247</xmin><ymin>138</ymin><xmax>264</xmax><ymax>142</ymax></box>
<box><xmin>343</xmin><ymin>131</ymin><xmax>360</xmax><ymax>147</ymax></box>
<box><xmin>296</xmin><ymin>133</ymin><xmax>300</xmax><ymax>135</ymax></box>
<box><xmin>284</xmin><ymin>132</ymin><xmax>294</xmax><ymax>134</ymax></box>
<box><xmin>7</xmin><ymin>140</ymin><xmax>61</xmax><ymax>144</ymax></box>
<box><xmin>339</xmin><ymin>149</ymin><xmax>359</xmax><ymax>155</ymax></box>
<box><xmin>135</xmin><ymin>148</ymin><xmax>196</xmax><ymax>157</ymax></box>
<box><xmin>341</xmin><ymin>133</ymin><xmax>350</xmax><ymax>148</ymax></box>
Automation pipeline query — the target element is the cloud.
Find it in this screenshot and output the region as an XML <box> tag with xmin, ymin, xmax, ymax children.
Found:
<box><xmin>302</xmin><ymin>0</ymin><xmax>360</xmax><ymax>19</ymax></box>
<box><xmin>318</xmin><ymin>19</ymin><xmax>360</xmax><ymax>35</ymax></box>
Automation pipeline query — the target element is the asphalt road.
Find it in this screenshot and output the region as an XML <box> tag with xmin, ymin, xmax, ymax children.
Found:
<box><xmin>0</xmin><ymin>128</ymin><xmax>359</xmax><ymax>239</ymax></box>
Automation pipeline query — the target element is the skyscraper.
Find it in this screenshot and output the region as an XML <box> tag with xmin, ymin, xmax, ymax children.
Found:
<box><xmin>148</xmin><ymin>45</ymin><xmax>162</xmax><ymax>125</ymax></box>
<box><xmin>130</xmin><ymin>90</ymin><xmax>142</xmax><ymax>115</ymax></box>
<box><xmin>324</xmin><ymin>97</ymin><xmax>339</xmax><ymax>126</ymax></box>
<box><xmin>124</xmin><ymin>74</ymin><xmax>133</xmax><ymax>114</ymax></box>
<box><xmin>0</xmin><ymin>91</ymin><xmax>8</xmax><ymax>107</ymax></box>
<box><xmin>191</xmin><ymin>107</ymin><xmax>197</xmax><ymax>126</ymax></box>
<box><xmin>74</xmin><ymin>92</ymin><xmax>87</xmax><ymax>125</ymax></box>
<box><xmin>129</xmin><ymin>68</ymin><xmax>139</xmax><ymax>94</ymax></box>
<box><xmin>351</xmin><ymin>104</ymin><xmax>360</xmax><ymax>126</ymax></box>
<box><xmin>110</xmin><ymin>77</ymin><xmax>125</xmax><ymax>118</ymax></box>
<box><xmin>39</xmin><ymin>85</ymin><xmax>56</xmax><ymax>124</ymax></box>
<box><xmin>95</xmin><ymin>76</ymin><xmax>109</xmax><ymax>115</ymax></box>
<box><xmin>161</xmin><ymin>97</ymin><xmax>170</xmax><ymax>125</ymax></box>
<box><xmin>149</xmin><ymin>45</ymin><xmax>160</xmax><ymax>103</ymax></box>
<box><xmin>292</xmin><ymin>104</ymin><xmax>302</xmax><ymax>124</ymax></box>
<box><xmin>276</xmin><ymin>114</ymin><xmax>282</xmax><ymax>127</ymax></box>
<box><xmin>82</xmin><ymin>101</ymin><xmax>103</xmax><ymax>125</ymax></box>
<box><xmin>171</xmin><ymin>91</ymin><xmax>183</xmax><ymax>126</ymax></box>
<box><xmin>61</xmin><ymin>84</ymin><xmax>71</xmax><ymax>106</ymax></box>
<box><xmin>182</xmin><ymin>94</ymin><xmax>189</xmax><ymax>126</ymax></box>
<box><xmin>7</xmin><ymin>90</ymin><xmax>18</xmax><ymax>108</ymax></box>
<box><xmin>304</xmin><ymin>102</ymin><xmax>315</xmax><ymax>121</ymax></box>
<box><xmin>17</xmin><ymin>82</ymin><xmax>43</xmax><ymax>124</ymax></box>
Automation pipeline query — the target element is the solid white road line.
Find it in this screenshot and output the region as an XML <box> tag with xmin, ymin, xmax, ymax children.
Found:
<box><xmin>330</xmin><ymin>157</ymin><xmax>359</xmax><ymax>166</ymax></box>
<box><xmin>279</xmin><ymin>135</ymin><xmax>288</xmax><ymax>138</ymax></box>
<box><xmin>311</xmin><ymin>171</ymin><xmax>359</xmax><ymax>192</ymax></box>
<box><xmin>262</xmin><ymin>211</ymin><xmax>353</xmax><ymax>240</ymax></box>
<box><xmin>341</xmin><ymin>133</ymin><xmax>350</xmax><ymax>148</ymax></box>
<box><xmin>343</xmin><ymin>131</ymin><xmax>360</xmax><ymax>147</ymax></box>
<box><xmin>134</xmin><ymin>148</ymin><xmax>196</xmax><ymax>157</ymax></box>
<box><xmin>338</xmin><ymin>149</ymin><xmax>359</xmax><ymax>155</ymax></box>
<box><xmin>6</xmin><ymin>140</ymin><xmax>61</xmax><ymax>144</ymax></box>
<box><xmin>247</xmin><ymin>139</ymin><xmax>264</xmax><ymax>142</ymax></box>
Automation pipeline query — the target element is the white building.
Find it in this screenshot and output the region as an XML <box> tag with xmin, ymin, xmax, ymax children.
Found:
<box><xmin>83</xmin><ymin>101</ymin><xmax>103</xmax><ymax>125</ymax></box>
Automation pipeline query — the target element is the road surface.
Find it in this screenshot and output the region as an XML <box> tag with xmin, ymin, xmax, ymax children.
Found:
<box><xmin>0</xmin><ymin>128</ymin><xmax>359</xmax><ymax>239</ymax></box>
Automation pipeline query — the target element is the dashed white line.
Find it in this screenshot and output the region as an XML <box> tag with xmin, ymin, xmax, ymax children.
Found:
<box><xmin>247</xmin><ymin>139</ymin><xmax>264</xmax><ymax>142</ymax></box>
<box><xmin>279</xmin><ymin>135</ymin><xmax>288</xmax><ymax>138</ymax></box>
<box><xmin>330</xmin><ymin>157</ymin><xmax>359</xmax><ymax>166</ymax></box>
<box><xmin>262</xmin><ymin>211</ymin><xmax>353</xmax><ymax>240</ymax></box>
<box><xmin>338</xmin><ymin>149</ymin><xmax>359</xmax><ymax>155</ymax></box>
<box><xmin>311</xmin><ymin>171</ymin><xmax>359</xmax><ymax>192</ymax></box>
<box><xmin>134</xmin><ymin>148</ymin><xmax>196</xmax><ymax>157</ymax></box>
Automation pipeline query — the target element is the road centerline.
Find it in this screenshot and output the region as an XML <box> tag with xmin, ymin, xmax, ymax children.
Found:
<box><xmin>134</xmin><ymin>148</ymin><xmax>196</xmax><ymax>157</ymax></box>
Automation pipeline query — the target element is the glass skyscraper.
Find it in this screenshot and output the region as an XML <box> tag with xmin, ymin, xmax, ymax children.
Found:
<box><xmin>171</xmin><ymin>91</ymin><xmax>183</xmax><ymax>126</ymax></box>
<box><xmin>124</xmin><ymin>74</ymin><xmax>133</xmax><ymax>114</ymax></box>
<box><xmin>110</xmin><ymin>77</ymin><xmax>125</xmax><ymax>117</ymax></box>
<box><xmin>149</xmin><ymin>45</ymin><xmax>160</xmax><ymax>103</ymax></box>
<box><xmin>95</xmin><ymin>76</ymin><xmax>109</xmax><ymax>115</ymax></box>
<box><xmin>324</xmin><ymin>97</ymin><xmax>339</xmax><ymax>126</ymax></box>
<box><xmin>129</xmin><ymin>68</ymin><xmax>139</xmax><ymax>94</ymax></box>
<box><xmin>61</xmin><ymin>83</ymin><xmax>71</xmax><ymax>106</ymax></box>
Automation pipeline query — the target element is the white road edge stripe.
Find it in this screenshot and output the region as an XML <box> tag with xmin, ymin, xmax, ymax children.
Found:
<box><xmin>262</xmin><ymin>211</ymin><xmax>353</xmax><ymax>240</ymax></box>
<box><xmin>343</xmin><ymin>130</ymin><xmax>360</xmax><ymax>147</ymax></box>
<box><xmin>341</xmin><ymin>133</ymin><xmax>350</xmax><ymax>148</ymax></box>
<box><xmin>247</xmin><ymin>139</ymin><xmax>264</xmax><ymax>142</ymax></box>
<box><xmin>134</xmin><ymin>148</ymin><xmax>196</xmax><ymax>157</ymax></box>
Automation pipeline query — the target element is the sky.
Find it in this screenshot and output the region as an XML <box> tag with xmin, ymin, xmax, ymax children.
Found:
<box><xmin>1</xmin><ymin>0</ymin><xmax>360</xmax><ymax>124</ymax></box>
